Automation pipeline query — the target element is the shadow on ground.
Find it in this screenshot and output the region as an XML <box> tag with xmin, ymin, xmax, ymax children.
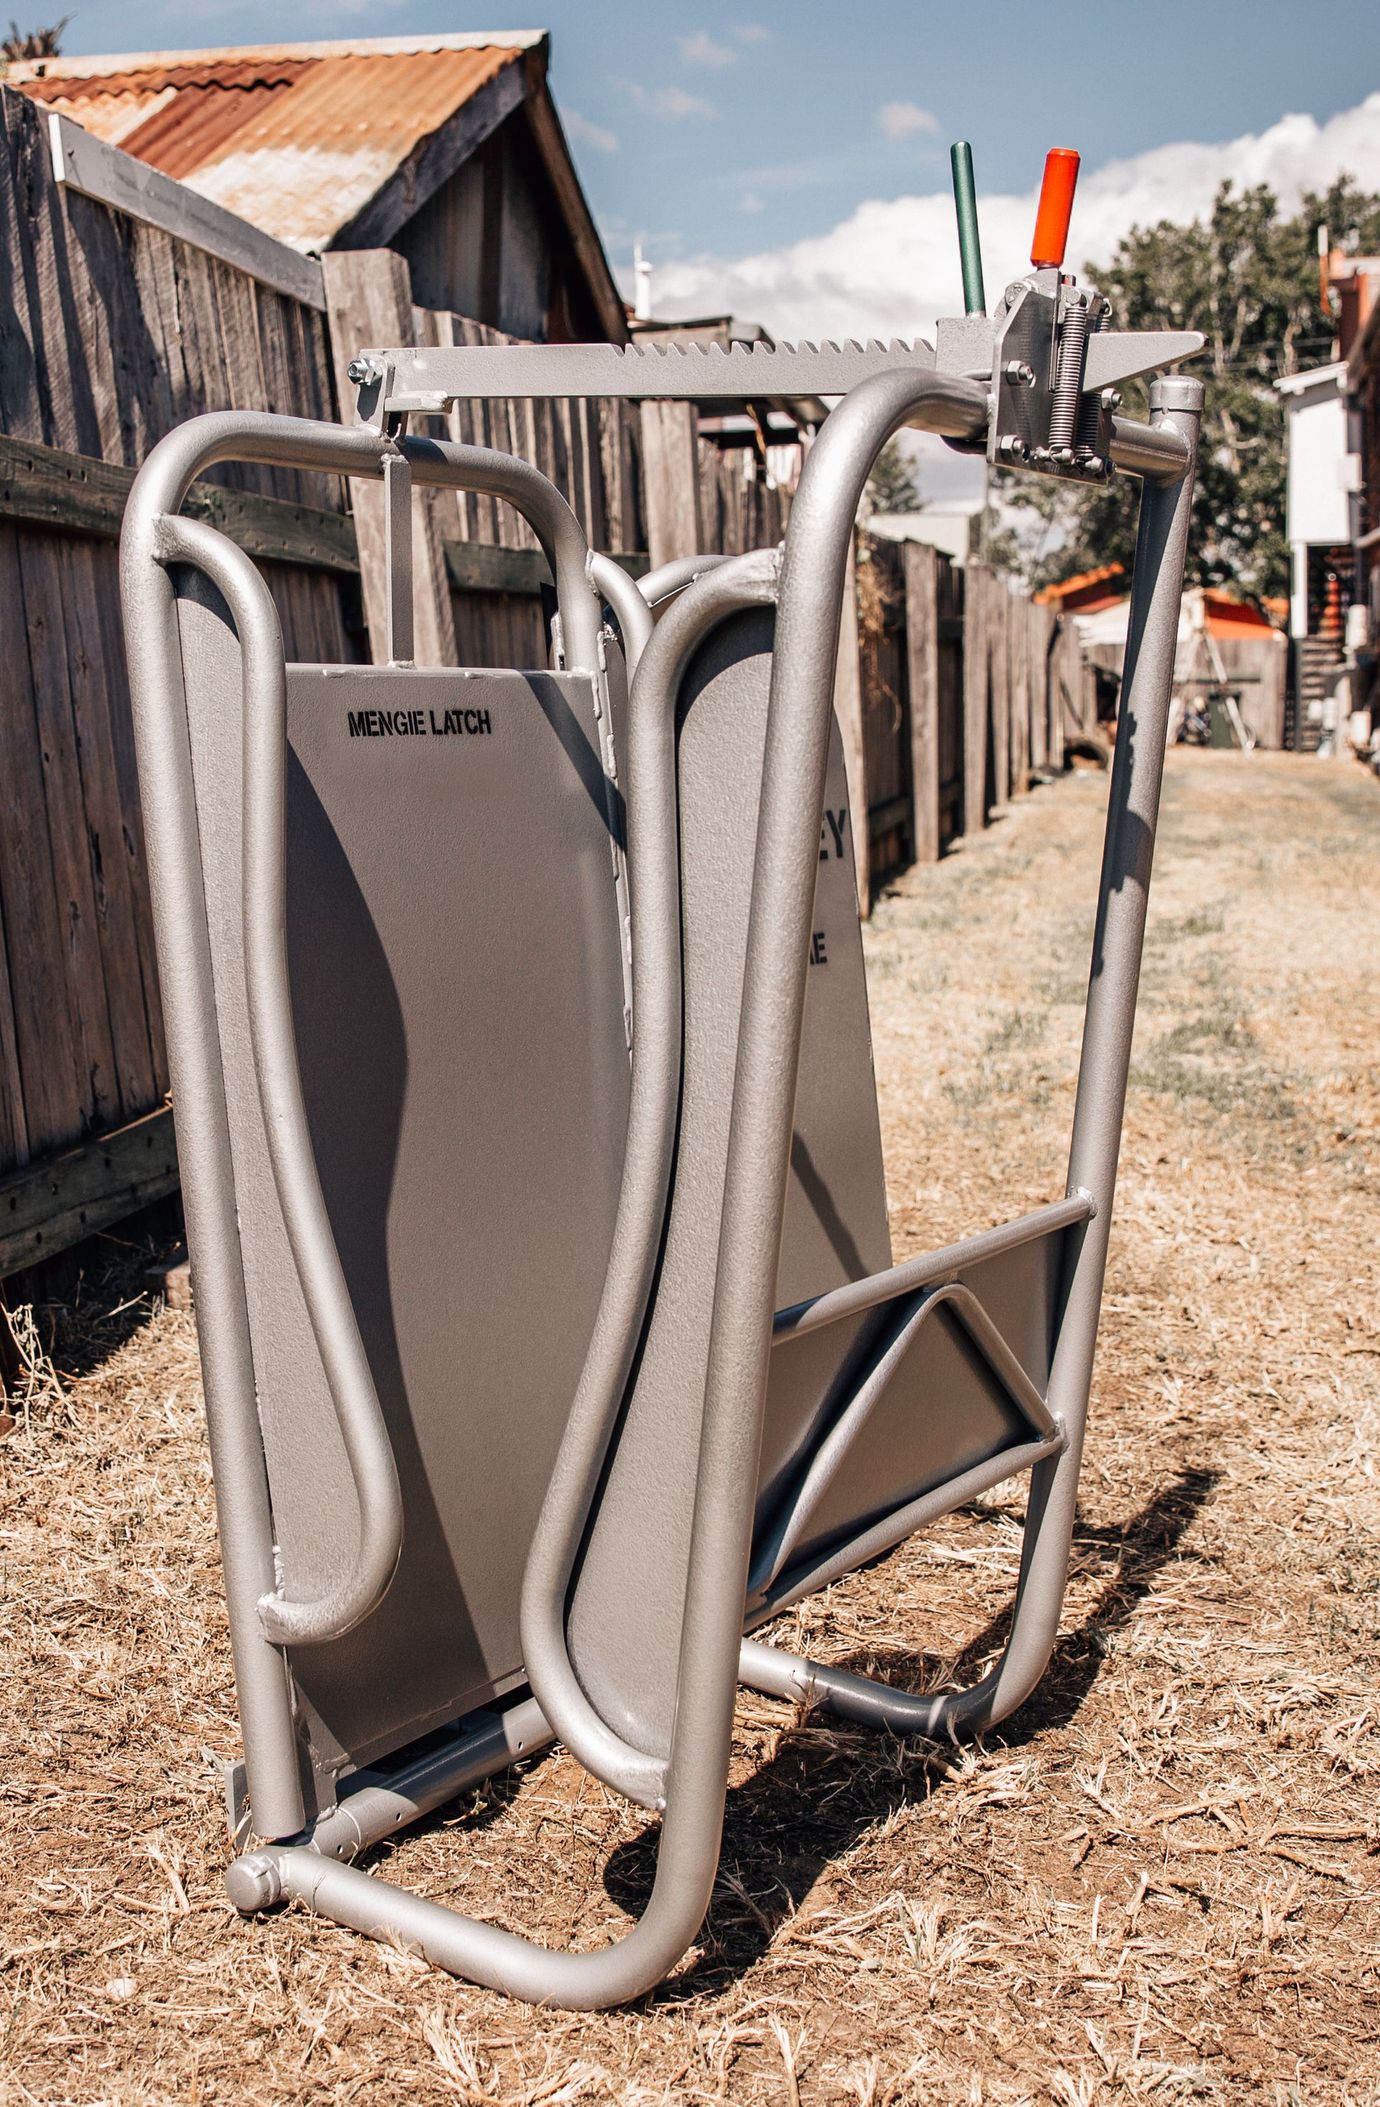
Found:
<box><xmin>603</xmin><ymin>1466</ymin><xmax>1217</xmax><ymax>1999</ymax></box>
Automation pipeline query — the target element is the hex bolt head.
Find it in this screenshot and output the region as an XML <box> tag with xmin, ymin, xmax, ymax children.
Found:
<box><xmin>996</xmin><ymin>435</ymin><xmax>1027</xmax><ymax>462</ymax></box>
<box><xmin>1004</xmin><ymin>361</ymin><xmax>1037</xmax><ymax>386</ymax></box>
<box><xmin>1100</xmin><ymin>387</ymin><xmax>1122</xmax><ymax>411</ymax></box>
<box><xmin>346</xmin><ymin>355</ymin><xmax>382</xmax><ymax>387</ymax></box>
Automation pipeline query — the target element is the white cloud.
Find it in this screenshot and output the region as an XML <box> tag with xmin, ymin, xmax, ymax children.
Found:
<box><xmin>651</xmin><ymin>94</ymin><xmax>1380</xmax><ymax>343</ymax></box>
<box><xmin>617</xmin><ymin>78</ymin><xmax>717</xmax><ymax>120</ymax></box>
<box><xmin>565</xmin><ymin>109</ymin><xmax>619</xmax><ymax>155</ymax></box>
<box><xmin>878</xmin><ymin>101</ymin><xmax>937</xmax><ymax>142</ymax></box>
<box><xmin>679</xmin><ymin>30</ymin><xmax>736</xmax><ymax>67</ymax></box>
<box><xmin>739</xmin><ymin>191</ymin><xmax>766</xmax><ymax>215</ymax></box>
<box><xmin>733</xmin><ymin>21</ymin><xmax>772</xmax><ymax>42</ymax></box>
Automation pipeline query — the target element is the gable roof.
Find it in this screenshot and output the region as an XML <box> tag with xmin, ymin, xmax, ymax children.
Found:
<box><xmin>8</xmin><ymin>32</ymin><xmax>625</xmax><ymax>338</ymax></box>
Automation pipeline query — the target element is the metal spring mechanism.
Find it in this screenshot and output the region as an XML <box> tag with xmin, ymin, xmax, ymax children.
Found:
<box><xmin>1047</xmin><ymin>292</ymin><xmax>1089</xmax><ymax>453</ymax></box>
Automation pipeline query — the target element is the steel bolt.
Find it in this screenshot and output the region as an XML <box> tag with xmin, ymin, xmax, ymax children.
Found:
<box><xmin>1004</xmin><ymin>360</ymin><xmax>1037</xmax><ymax>386</ymax></box>
<box><xmin>1100</xmin><ymin>387</ymin><xmax>1122</xmax><ymax>412</ymax></box>
<box><xmin>996</xmin><ymin>435</ymin><xmax>1027</xmax><ymax>462</ymax></box>
<box><xmin>346</xmin><ymin>355</ymin><xmax>382</xmax><ymax>387</ymax></box>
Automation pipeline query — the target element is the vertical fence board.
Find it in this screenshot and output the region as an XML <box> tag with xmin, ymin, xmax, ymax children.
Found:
<box><xmin>322</xmin><ymin>248</ymin><xmax>456</xmax><ymax>669</ymax></box>
<box><xmin>903</xmin><ymin>543</ymin><xmax>941</xmax><ymax>865</ymax></box>
<box><xmin>962</xmin><ymin>564</ymin><xmax>989</xmax><ymax>834</ymax></box>
<box><xmin>989</xmin><ymin>577</ymin><xmax>1010</xmax><ymax>807</ymax></box>
<box><xmin>60</xmin><ymin>534</ymin><xmax>157</xmax><ymax>1117</ymax></box>
<box><xmin>0</xmin><ymin>526</ymin><xmax>85</xmax><ymax>1154</ymax></box>
<box><xmin>1009</xmin><ymin>597</ymin><xmax>1029</xmax><ymax>797</ymax></box>
<box><xmin>1028</xmin><ymin>602</ymin><xmax>1050</xmax><ymax>771</ymax></box>
<box><xmin>640</xmin><ymin>400</ymin><xmax>702</xmax><ymax>568</ymax></box>
<box><xmin>18</xmin><ymin>530</ymin><xmax>119</xmax><ymax>1135</ymax></box>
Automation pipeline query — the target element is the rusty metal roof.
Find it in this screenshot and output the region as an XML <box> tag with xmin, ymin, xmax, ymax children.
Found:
<box><xmin>9</xmin><ymin>33</ymin><xmax>541</xmax><ymax>251</ymax></box>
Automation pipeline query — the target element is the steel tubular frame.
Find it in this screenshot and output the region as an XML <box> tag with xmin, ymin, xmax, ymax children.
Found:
<box><xmin>120</xmin><ymin>365</ymin><xmax>1202</xmax><ymax>2008</ymax></box>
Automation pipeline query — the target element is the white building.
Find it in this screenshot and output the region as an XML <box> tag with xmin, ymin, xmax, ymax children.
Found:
<box><xmin>1276</xmin><ymin>363</ymin><xmax>1362</xmax><ymax>640</ymax></box>
<box><xmin>866</xmin><ymin>500</ymin><xmax>985</xmax><ymax>567</ymax></box>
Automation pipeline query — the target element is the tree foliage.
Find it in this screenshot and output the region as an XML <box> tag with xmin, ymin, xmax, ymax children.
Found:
<box><xmin>1</xmin><ymin>17</ymin><xmax>70</xmax><ymax>58</ymax></box>
<box><xmin>864</xmin><ymin>437</ymin><xmax>922</xmax><ymax>516</ymax></box>
<box><xmin>1018</xmin><ymin>178</ymin><xmax>1380</xmax><ymax>601</ymax></box>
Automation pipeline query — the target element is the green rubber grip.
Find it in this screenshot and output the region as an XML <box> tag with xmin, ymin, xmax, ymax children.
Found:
<box><xmin>949</xmin><ymin>141</ymin><xmax>986</xmax><ymax>315</ymax></box>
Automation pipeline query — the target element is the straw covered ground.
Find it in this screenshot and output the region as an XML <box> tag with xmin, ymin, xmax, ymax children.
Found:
<box><xmin>2</xmin><ymin>750</ymin><xmax>1378</xmax><ymax>2104</ymax></box>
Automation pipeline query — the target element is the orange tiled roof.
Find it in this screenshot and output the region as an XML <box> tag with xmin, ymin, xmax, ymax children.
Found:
<box><xmin>1034</xmin><ymin>563</ymin><xmax>1125</xmax><ymax>609</ymax></box>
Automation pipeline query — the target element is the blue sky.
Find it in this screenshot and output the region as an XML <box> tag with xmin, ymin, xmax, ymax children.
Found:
<box><xmin>58</xmin><ymin>0</ymin><xmax>1378</xmax><ymax>279</ymax></box>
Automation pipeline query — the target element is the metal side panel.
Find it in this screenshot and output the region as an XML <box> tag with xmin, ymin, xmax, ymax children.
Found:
<box><xmin>767</xmin><ymin>1226</ymin><xmax>1072</xmax><ymax>1584</ymax></box>
<box><xmin>175</xmin><ymin>577</ymin><xmax>630</xmax><ymax>1797</ymax></box>
<box><xmin>565</xmin><ymin>608</ymin><xmax>891</xmax><ymax>1761</ymax></box>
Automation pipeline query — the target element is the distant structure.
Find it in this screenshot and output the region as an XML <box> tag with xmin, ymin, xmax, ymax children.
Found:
<box><xmin>9</xmin><ymin>31</ymin><xmax>626</xmax><ymax>342</ymax></box>
<box><xmin>1276</xmin><ymin>245</ymin><xmax>1378</xmax><ymax>746</ymax></box>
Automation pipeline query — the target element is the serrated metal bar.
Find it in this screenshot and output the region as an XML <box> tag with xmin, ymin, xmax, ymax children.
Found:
<box><xmin>355</xmin><ymin>328</ymin><xmax>1203</xmax><ymax>423</ymax></box>
<box><xmin>357</xmin><ymin>337</ymin><xmax>936</xmax><ymax>416</ymax></box>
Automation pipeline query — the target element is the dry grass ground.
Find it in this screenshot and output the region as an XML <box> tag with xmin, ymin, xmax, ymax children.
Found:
<box><xmin>3</xmin><ymin>750</ymin><xmax>1379</xmax><ymax>2105</ymax></box>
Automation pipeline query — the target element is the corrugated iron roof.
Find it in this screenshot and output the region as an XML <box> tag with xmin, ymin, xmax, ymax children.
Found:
<box><xmin>8</xmin><ymin>34</ymin><xmax>537</xmax><ymax>251</ymax></box>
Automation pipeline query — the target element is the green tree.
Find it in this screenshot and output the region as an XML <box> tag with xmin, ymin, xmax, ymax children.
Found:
<box><xmin>864</xmin><ymin>437</ymin><xmax>922</xmax><ymax>516</ymax></box>
<box><xmin>1</xmin><ymin>17</ymin><xmax>70</xmax><ymax>58</ymax></box>
<box><xmin>1018</xmin><ymin>177</ymin><xmax>1380</xmax><ymax>601</ymax></box>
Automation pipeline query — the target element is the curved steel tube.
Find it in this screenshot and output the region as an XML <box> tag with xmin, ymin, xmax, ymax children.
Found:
<box><xmin>155</xmin><ymin>514</ymin><xmax>404</xmax><ymax>1649</ymax></box>
<box><xmin>520</xmin><ymin>551</ymin><xmax>782</xmax><ymax>1810</ymax></box>
<box><xmin>749</xmin><ymin>1281</ymin><xmax>1061</xmax><ymax>1599</ymax></box>
<box><xmin>125</xmin><ymin>409</ymin><xmax>603</xmax><ymax>671</ymax></box>
<box><xmin>120</xmin><ymin>411</ymin><xmax>608</xmax><ymax>1656</ymax></box>
<box><xmin>1108</xmin><ymin>411</ymin><xmax>1190</xmax><ymax>483</ymax></box>
<box><xmin>588</xmin><ymin>552</ymin><xmax>654</xmax><ymax>676</ymax></box>
<box><xmin>524</xmin><ymin>372</ymin><xmax>990</xmax><ymax>1810</ymax></box>
<box><xmin>742</xmin><ymin>372</ymin><xmax>1204</xmax><ymax>1740</ymax></box>
<box><xmin>638</xmin><ymin>551</ymin><xmax>736</xmax><ymax>608</ymax></box>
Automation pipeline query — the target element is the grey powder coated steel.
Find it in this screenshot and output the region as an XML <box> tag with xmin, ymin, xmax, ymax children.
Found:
<box><xmin>120</xmin><ymin>319</ymin><xmax>1202</xmax><ymax>2006</ymax></box>
<box><xmin>357</xmin><ymin>331</ymin><xmax>1203</xmax><ymax>422</ymax></box>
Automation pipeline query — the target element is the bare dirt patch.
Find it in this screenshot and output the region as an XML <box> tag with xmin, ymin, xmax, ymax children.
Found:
<box><xmin>2</xmin><ymin>751</ymin><xmax>1378</xmax><ymax>2104</ymax></box>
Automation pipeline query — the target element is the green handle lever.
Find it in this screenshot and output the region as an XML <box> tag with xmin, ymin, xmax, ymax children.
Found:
<box><xmin>949</xmin><ymin>140</ymin><xmax>986</xmax><ymax>315</ymax></box>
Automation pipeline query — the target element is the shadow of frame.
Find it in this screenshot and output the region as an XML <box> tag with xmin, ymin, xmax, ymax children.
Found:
<box><xmin>602</xmin><ymin>1465</ymin><xmax>1217</xmax><ymax>2000</ymax></box>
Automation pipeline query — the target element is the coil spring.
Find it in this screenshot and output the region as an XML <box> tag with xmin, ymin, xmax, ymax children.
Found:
<box><xmin>1047</xmin><ymin>295</ymin><xmax>1088</xmax><ymax>453</ymax></box>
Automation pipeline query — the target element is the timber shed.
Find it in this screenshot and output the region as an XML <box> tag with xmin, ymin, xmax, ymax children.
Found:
<box><xmin>8</xmin><ymin>30</ymin><xmax>626</xmax><ymax>344</ymax></box>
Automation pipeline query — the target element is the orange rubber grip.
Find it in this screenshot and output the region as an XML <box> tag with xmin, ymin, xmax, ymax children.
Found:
<box><xmin>1031</xmin><ymin>148</ymin><xmax>1080</xmax><ymax>269</ymax></box>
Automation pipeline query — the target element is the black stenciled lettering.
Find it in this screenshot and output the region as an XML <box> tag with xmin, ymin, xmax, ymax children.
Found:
<box><xmin>809</xmin><ymin>929</ymin><xmax>828</xmax><ymax>966</ymax></box>
<box><xmin>825</xmin><ymin>810</ymin><xmax>847</xmax><ymax>860</ymax></box>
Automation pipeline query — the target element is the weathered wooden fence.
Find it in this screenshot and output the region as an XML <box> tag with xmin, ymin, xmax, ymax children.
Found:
<box><xmin>0</xmin><ymin>82</ymin><xmax>358</xmax><ymax>1281</ymax></box>
<box><xmin>0</xmin><ymin>79</ymin><xmax>1084</xmax><ymax>1287</ymax></box>
<box><xmin>854</xmin><ymin>533</ymin><xmax>1073</xmax><ymax>896</ymax></box>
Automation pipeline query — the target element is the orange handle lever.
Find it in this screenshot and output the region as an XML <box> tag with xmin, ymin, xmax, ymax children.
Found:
<box><xmin>1031</xmin><ymin>148</ymin><xmax>1080</xmax><ymax>270</ymax></box>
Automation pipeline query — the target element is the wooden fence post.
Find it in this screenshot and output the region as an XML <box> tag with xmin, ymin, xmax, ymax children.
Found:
<box><xmin>1051</xmin><ymin>614</ymin><xmax>1081</xmax><ymax>767</ymax></box>
<box><xmin>1009</xmin><ymin>596</ymin><xmax>1031</xmax><ymax>797</ymax></box>
<box><xmin>904</xmin><ymin>542</ymin><xmax>941</xmax><ymax>863</ymax></box>
<box><xmin>322</xmin><ymin>249</ymin><xmax>457</xmax><ymax>668</ymax></box>
<box><xmin>962</xmin><ymin>562</ymin><xmax>990</xmax><ymax>836</ymax></box>
<box><xmin>639</xmin><ymin>400</ymin><xmax>703</xmax><ymax>568</ymax></box>
<box><xmin>989</xmin><ymin>576</ymin><xmax>1010</xmax><ymax>806</ymax></box>
<box><xmin>1029</xmin><ymin>602</ymin><xmax>1052</xmax><ymax>771</ymax></box>
<box><xmin>834</xmin><ymin>533</ymin><xmax>869</xmax><ymax>915</ymax></box>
